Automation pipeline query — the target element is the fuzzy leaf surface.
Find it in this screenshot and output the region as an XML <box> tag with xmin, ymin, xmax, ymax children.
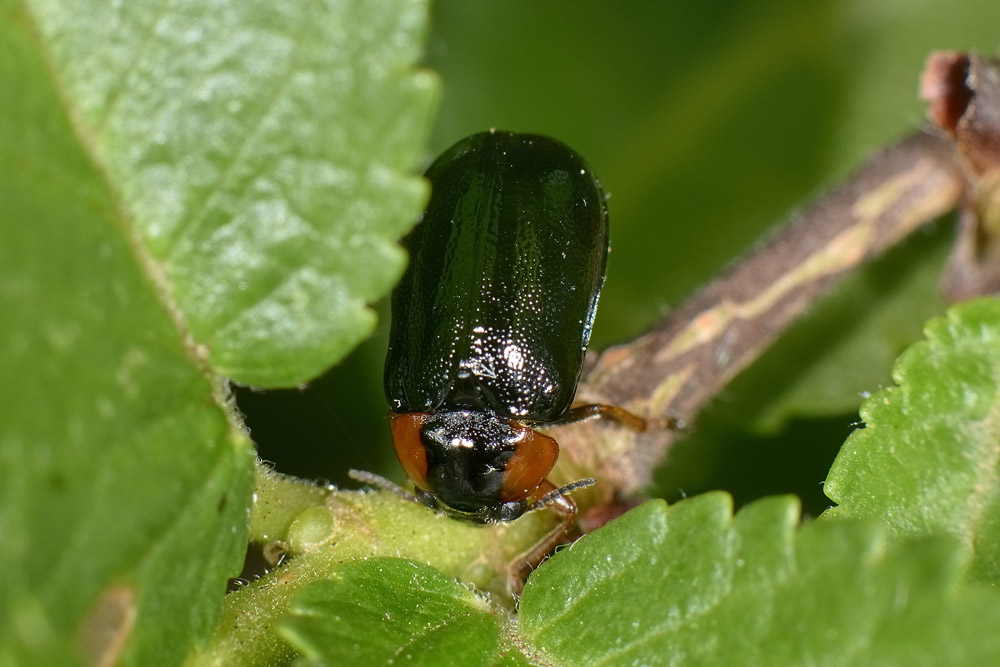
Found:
<box><xmin>270</xmin><ymin>494</ymin><xmax>1000</xmax><ymax>666</ymax></box>
<box><xmin>1</xmin><ymin>3</ymin><xmax>254</xmax><ymax>664</ymax></box>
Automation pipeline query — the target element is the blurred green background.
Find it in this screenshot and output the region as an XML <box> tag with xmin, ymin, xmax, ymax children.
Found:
<box><xmin>240</xmin><ymin>0</ymin><xmax>1000</xmax><ymax>516</ymax></box>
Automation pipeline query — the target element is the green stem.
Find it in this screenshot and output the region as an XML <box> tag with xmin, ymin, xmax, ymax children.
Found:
<box><xmin>186</xmin><ymin>462</ymin><xmax>555</xmax><ymax>667</ymax></box>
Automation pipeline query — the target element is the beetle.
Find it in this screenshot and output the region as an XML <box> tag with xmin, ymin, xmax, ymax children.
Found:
<box><xmin>383</xmin><ymin>131</ymin><xmax>649</xmax><ymax>579</ymax></box>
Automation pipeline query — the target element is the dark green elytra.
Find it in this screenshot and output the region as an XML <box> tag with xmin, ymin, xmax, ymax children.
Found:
<box><xmin>384</xmin><ymin>131</ymin><xmax>609</xmax><ymax>424</ymax></box>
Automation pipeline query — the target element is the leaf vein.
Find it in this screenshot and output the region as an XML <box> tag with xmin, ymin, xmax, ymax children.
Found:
<box><xmin>163</xmin><ymin>56</ymin><xmax>303</xmax><ymax>263</ymax></box>
<box><xmin>92</xmin><ymin>2</ymin><xmax>176</xmax><ymax>134</ymax></box>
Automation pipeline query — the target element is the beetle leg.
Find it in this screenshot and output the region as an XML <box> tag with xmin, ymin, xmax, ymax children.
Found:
<box><xmin>348</xmin><ymin>469</ymin><xmax>418</xmax><ymax>502</ymax></box>
<box><xmin>508</xmin><ymin>478</ymin><xmax>594</xmax><ymax>596</ymax></box>
<box><xmin>558</xmin><ymin>403</ymin><xmax>684</xmax><ymax>432</ymax></box>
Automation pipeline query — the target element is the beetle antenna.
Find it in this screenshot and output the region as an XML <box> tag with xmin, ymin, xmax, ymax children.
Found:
<box><xmin>532</xmin><ymin>478</ymin><xmax>596</xmax><ymax>509</ymax></box>
<box><xmin>348</xmin><ymin>469</ymin><xmax>417</xmax><ymax>502</ymax></box>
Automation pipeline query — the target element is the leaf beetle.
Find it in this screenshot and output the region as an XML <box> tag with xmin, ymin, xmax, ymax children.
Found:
<box><xmin>383</xmin><ymin>130</ymin><xmax>650</xmax><ymax>581</ymax></box>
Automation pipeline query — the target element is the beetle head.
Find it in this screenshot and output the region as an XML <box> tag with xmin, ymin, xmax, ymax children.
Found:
<box><xmin>390</xmin><ymin>410</ymin><xmax>559</xmax><ymax>523</ymax></box>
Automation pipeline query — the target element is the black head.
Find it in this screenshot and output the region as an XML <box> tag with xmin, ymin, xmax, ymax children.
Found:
<box><xmin>390</xmin><ymin>410</ymin><xmax>559</xmax><ymax>523</ymax></box>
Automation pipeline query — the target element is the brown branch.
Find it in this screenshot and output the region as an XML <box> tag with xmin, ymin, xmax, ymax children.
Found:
<box><xmin>548</xmin><ymin>51</ymin><xmax>1000</xmax><ymax>513</ymax></box>
<box><xmin>552</xmin><ymin>129</ymin><xmax>967</xmax><ymax>501</ymax></box>
<box><xmin>586</xmin><ymin>130</ymin><xmax>964</xmax><ymax>422</ymax></box>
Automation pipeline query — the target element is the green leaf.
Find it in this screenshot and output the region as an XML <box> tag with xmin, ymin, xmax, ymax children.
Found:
<box><xmin>280</xmin><ymin>559</ymin><xmax>529</xmax><ymax>667</ymax></box>
<box><xmin>1</xmin><ymin>0</ymin><xmax>437</xmax><ymax>663</ymax></box>
<box><xmin>823</xmin><ymin>298</ymin><xmax>1000</xmax><ymax>583</ymax></box>
<box><xmin>29</xmin><ymin>0</ymin><xmax>438</xmax><ymax>387</ymax></box>
<box><xmin>519</xmin><ymin>495</ymin><xmax>1000</xmax><ymax>666</ymax></box>
<box><xmin>266</xmin><ymin>496</ymin><xmax>1000</xmax><ymax>665</ymax></box>
<box><xmin>0</xmin><ymin>2</ymin><xmax>254</xmax><ymax>665</ymax></box>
